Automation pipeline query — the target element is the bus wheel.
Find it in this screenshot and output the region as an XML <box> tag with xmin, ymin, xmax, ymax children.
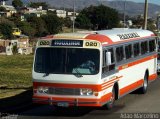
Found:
<box><xmin>139</xmin><ymin>73</ymin><xmax>148</xmax><ymax>94</ymax></box>
<box><xmin>104</xmin><ymin>88</ymin><xmax>115</xmax><ymax>110</ymax></box>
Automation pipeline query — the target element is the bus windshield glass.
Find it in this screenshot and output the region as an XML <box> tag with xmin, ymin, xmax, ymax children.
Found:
<box><xmin>34</xmin><ymin>48</ymin><xmax>100</xmax><ymax>75</ymax></box>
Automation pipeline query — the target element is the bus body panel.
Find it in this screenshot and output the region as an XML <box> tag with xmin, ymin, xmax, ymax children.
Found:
<box><xmin>118</xmin><ymin>55</ymin><xmax>157</xmax><ymax>97</ymax></box>
<box><xmin>32</xmin><ymin>28</ymin><xmax>157</xmax><ymax>107</ymax></box>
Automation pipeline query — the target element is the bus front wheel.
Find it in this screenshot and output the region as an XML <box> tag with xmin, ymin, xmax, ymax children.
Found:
<box><xmin>103</xmin><ymin>87</ymin><xmax>115</xmax><ymax>110</ymax></box>
<box><xmin>139</xmin><ymin>73</ymin><xmax>148</xmax><ymax>94</ymax></box>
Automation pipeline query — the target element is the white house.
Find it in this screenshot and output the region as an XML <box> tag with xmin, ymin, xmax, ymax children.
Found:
<box><xmin>56</xmin><ymin>10</ymin><xmax>66</xmax><ymax>18</ymax></box>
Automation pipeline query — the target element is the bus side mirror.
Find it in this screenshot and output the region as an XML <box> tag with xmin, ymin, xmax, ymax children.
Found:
<box><xmin>105</xmin><ymin>52</ymin><xmax>112</xmax><ymax>65</ymax></box>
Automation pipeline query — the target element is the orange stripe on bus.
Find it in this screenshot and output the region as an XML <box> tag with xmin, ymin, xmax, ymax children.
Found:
<box><xmin>99</xmin><ymin>92</ymin><xmax>112</xmax><ymax>103</ymax></box>
<box><xmin>33</xmin><ymin>76</ymin><xmax>123</xmax><ymax>92</ymax></box>
<box><xmin>33</xmin><ymin>74</ymin><xmax>157</xmax><ymax>106</ymax></box>
<box><xmin>33</xmin><ymin>82</ymin><xmax>102</xmax><ymax>91</ymax></box>
<box><xmin>33</xmin><ymin>82</ymin><xmax>113</xmax><ymax>92</ymax></box>
<box><xmin>119</xmin><ymin>54</ymin><xmax>157</xmax><ymax>70</ymax></box>
<box><xmin>119</xmin><ymin>79</ymin><xmax>144</xmax><ymax>96</ymax></box>
<box><xmin>101</xmin><ymin>84</ymin><xmax>113</xmax><ymax>90</ymax></box>
<box><xmin>85</xmin><ymin>34</ymin><xmax>113</xmax><ymax>44</ymax></box>
<box><xmin>102</xmin><ymin>76</ymin><xmax>122</xmax><ymax>86</ymax></box>
<box><xmin>33</xmin><ymin>92</ymin><xmax>112</xmax><ymax>107</ymax></box>
<box><xmin>102</xmin><ymin>81</ymin><xmax>116</xmax><ymax>88</ymax></box>
<box><xmin>149</xmin><ymin>73</ymin><xmax>157</xmax><ymax>81</ymax></box>
<box><xmin>33</xmin><ymin>95</ymin><xmax>97</xmax><ymax>102</ymax></box>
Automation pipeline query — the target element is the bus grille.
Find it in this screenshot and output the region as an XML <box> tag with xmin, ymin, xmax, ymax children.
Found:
<box><xmin>48</xmin><ymin>87</ymin><xmax>80</xmax><ymax>95</ymax></box>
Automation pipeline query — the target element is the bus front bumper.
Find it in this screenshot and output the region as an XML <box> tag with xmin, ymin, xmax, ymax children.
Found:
<box><xmin>32</xmin><ymin>95</ymin><xmax>111</xmax><ymax>107</ymax></box>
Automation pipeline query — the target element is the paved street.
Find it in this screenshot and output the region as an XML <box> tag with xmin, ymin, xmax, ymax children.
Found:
<box><xmin>16</xmin><ymin>78</ymin><xmax>160</xmax><ymax>119</ymax></box>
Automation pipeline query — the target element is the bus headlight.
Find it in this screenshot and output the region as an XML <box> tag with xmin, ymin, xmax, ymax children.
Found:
<box><xmin>37</xmin><ymin>87</ymin><xmax>49</xmax><ymax>94</ymax></box>
<box><xmin>80</xmin><ymin>88</ymin><xmax>93</xmax><ymax>96</ymax></box>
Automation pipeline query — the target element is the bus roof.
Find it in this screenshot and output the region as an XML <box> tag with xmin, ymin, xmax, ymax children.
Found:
<box><xmin>48</xmin><ymin>28</ymin><xmax>155</xmax><ymax>46</ymax></box>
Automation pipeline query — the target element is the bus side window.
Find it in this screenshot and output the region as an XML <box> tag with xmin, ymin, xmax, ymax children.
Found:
<box><xmin>125</xmin><ymin>44</ymin><xmax>132</xmax><ymax>59</ymax></box>
<box><xmin>149</xmin><ymin>39</ymin><xmax>156</xmax><ymax>52</ymax></box>
<box><xmin>141</xmin><ymin>41</ymin><xmax>148</xmax><ymax>55</ymax></box>
<box><xmin>133</xmin><ymin>42</ymin><xmax>140</xmax><ymax>57</ymax></box>
<box><xmin>158</xmin><ymin>38</ymin><xmax>160</xmax><ymax>52</ymax></box>
<box><xmin>102</xmin><ymin>48</ymin><xmax>115</xmax><ymax>73</ymax></box>
<box><xmin>116</xmin><ymin>46</ymin><xmax>124</xmax><ymax>62</ymax></box>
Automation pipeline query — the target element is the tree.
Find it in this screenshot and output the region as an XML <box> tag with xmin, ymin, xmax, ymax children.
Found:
<box><xmin>27</xmin><ymin>16</ymin><xmax>48</xmax><ymax>37</ymax></box>
<box><xmin>76</xmin><ymin>5</ymin><xmax>120</xmax><ymax>30</ymax></box>
<box><xmin>0</xmin><ymin>23</ymin><xmax>13</xmax><ymax>39</ymax></box>
<box><xmin>132</xmin><ymin>15</ymin><xmax>144</xmax><ymax>28</ymax></box>
<box><xmin>42</xmin><ymin>14</ymin><xmax>63</xmax><ymax>34</ymax></box>
<box><xmin>18</xmin><ymin>21</ymin><xmax>36</xmax><ymax>38</ymax></box>
<box><xmin>63</xmin><ymin>17</ymin><xmax>73</xmax><ymax>28</ymax></box>
<box><xmin>0</xmin><ymin>6</ymin><xmax>6</xmax><ymax>12</ymax></box>
<box><xmin>0</xmin><ymin>18</ymin><xmax>15</xmax><ymax>39</ymax></box>
<box><xmin>29</xmin><ymin>2</ymin><xmax>48</xmax><ymax>10</ymax></box>
<box><xmin>147</xmin><ymin>19</ymin><xmax>157</xmax><ymax>31</ymax></box>
<box><xmin>12</xmin><ymin>0</ymin><xmax>23</xmax><ymax>8</ymax></box>
<box><xmin>75</xmin><ymin>14</ymin><xmax>92</xmax><ymax>29</ymax></box>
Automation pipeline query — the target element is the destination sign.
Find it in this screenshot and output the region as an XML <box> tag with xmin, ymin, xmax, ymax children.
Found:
<box><xmin>52</xmin><ymin>40</ymin><xmax>83</xmax><ymax>47</ymax></box>
<box><xmin>38</xmin><ymin>40</ymin><xmax>51</xmax><ymax>46</ymax></box>
<box><xmin>117</xmin><ymin>32</ymin><xmax>140</xmax><ymax>40</ymax></box>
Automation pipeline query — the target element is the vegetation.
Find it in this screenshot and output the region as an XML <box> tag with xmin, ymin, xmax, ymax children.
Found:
<box><xmin>18</xmin><ymin>21</ymin><xmax>36</xmax><ymax>38</ymax></box>
<box><xmin>29</xmin><ymin>2</ymin><xmax>48</xmax><ymax>10</ymax></box>
<box><xmin>0</xmin><ymin>55</ymin><xmax>33</xmax><ymax>89</ymax></box>
<box><xmin>0</xmin><ymin>6</ymin><xmax>6</xmax><ymax>12</ymax></box>
<box><xmin>42</xmin><ymin>13</ymin><xmax>63</xmax><ymax>34</ymax></box>
<box><xmin>0</xmin><ymin>17</ymin><xmax>15</xmax><ymax>39</ymax></box>
<box><xmin>12</xmin><ymin>0</ymin><xmax>23</xmax><ymax>8</ymax></box>
<box><xmin>0</xmin><ymin>23</ymin><xmax>14</xmax><ymax>39</ymax></box>
<box><xmin>0</xmin><ymin>0</ymin><xmax>157</xmax><ymax>39</ymax></box>
<box><xmin>27</xmin><ymin>16</ymin><xmax>48</xmax><ymax>37</ymax></box>
<box><xmin>75</xmin><ymin>5</ymin><xmax>120</xmax><ymax>30</ymax></box>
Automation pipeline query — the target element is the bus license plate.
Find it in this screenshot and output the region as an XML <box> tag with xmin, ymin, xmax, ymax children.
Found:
<box><xmin>57</xmin><ymin>102</ymin><xmax>69</xmax><ymax>107</ymax></box>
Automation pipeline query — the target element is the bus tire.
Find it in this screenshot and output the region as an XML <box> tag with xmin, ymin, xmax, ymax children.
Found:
<box><xmin>103</xmin><ymin>87</ymin><xmax>115</xmax><ymax>110</ymax></box>
<box><xmin>139</xmin><ymin>73</ymin><xmax>148</xmax><ymax>94</ymax></box>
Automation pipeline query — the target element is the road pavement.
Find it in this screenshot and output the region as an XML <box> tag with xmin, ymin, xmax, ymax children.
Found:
<box><xmin>5</xmin><ymin>78</ymin><xmax>160</xmax><ymax>119</ymax></box>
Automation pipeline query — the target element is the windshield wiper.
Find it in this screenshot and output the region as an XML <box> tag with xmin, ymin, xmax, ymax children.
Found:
<box><xmin>73</xmin><ymin>68</ymin><xmax>83</xmax><ymax>78</ymax></box>
<box><xmin>43</xmin><ymin>71</ymin><xmax>50</xmax><ymax>77</ymax></box>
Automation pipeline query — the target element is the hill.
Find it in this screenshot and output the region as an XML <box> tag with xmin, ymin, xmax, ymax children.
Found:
<box><xmin>6</xmin><ymin>0</ymin><xmax>160</xmax><ymax>18</ymax></box>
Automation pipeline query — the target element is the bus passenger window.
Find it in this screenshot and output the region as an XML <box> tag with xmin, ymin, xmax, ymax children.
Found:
<box><xmin>133</xmin><ymin>43</ymin><xmax>140</xmax><ymax>57</ymax></box>
<box><xmin>125</xmin><ymin>44</ymin><xmax>132</xmax><ymax>59</ymax></box>
<box><xmin>116</xmin><ymin>46</ymin><xmax>124</xmax><ymax>62</ymax></box>
<box><xmin>103</xmin><ymin>48</ymin><xmax>115</xmax><ymax>73</ymax></box>
<box><xmin>149</xmin><ymin>40</ymin><xmax>155</xmax><ymax>52</ymax></box>
<box><xmin>108</xmin><ymin>48</ymin><xmax>115</xmax><ymax>63</ymax></box>
<box><xmin>141</xmin><ymin>41</ymin><xmax>148</xmax><ymax>55</ymax></box>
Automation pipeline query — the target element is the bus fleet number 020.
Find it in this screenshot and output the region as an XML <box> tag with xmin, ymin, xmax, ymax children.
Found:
<box><xmin>85</xmin><ymin>42</ymin><xmax>98</xmax><ymax>47</ymax></box>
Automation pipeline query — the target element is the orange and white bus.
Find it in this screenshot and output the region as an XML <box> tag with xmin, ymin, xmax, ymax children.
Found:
<box><xmin>32</xmin><ymin>28</ymin><xmax>157</xmax><ymax>109</ymax></box>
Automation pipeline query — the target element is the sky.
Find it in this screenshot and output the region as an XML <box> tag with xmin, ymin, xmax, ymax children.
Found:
<box><xmin>123</xmin><ymin>0</ymin><xmax>160</xmax><ymax>5</ymax></box>
<box><xmin>12</xmin><ymin>0</ymin><xmax>160</xmax><ymax>6</ymax></box>
<box><xmin>107</xmin><ymin>0</ymin><xmax>160</xmax><ymax>5</ymax></box>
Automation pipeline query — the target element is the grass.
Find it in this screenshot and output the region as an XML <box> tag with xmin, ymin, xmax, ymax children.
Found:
<box><xmin>0</xmin><ymin>89</ymin><xmax>26</xmax><ymax>99</ymax></box>
<box><xmin>0</xmin><ymin>55</ymin><xmax>33</xmax><ymax>89</ymax></box>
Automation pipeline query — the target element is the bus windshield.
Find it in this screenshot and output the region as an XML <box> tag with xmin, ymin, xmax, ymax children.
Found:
<box><xmin>34</xmin><ymin>48</ymin><xmax>100</xmax><ymax>75</ymax></box>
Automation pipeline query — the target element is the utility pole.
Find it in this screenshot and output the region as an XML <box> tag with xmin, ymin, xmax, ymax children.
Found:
<box><xmin>143</xmin><ymin>0</ymin><xmax>148</xmax><ymax>29</ymax></box>
<box><xmin>72</xmin><ymin>0</ymin><xmax>75</xmax><ymax>33</ymax></box>
<box><xmin>123</xmin><ymin>0</ymin><xmax>126</xmax><ymax>28</ymax></box>
<box><xmin>157</xmin><ymin>14</ymin><xmax>160</xmax><ymax>31</ymax></box>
